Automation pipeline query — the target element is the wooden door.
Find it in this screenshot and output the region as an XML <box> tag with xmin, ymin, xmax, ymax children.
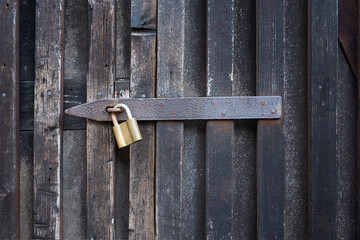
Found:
<box><xmin>1</xmin><ymin>0</ymin><xmax>359</xmax><ymax>239</ymax></box>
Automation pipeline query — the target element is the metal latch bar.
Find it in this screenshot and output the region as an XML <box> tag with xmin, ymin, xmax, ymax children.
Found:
<box><xmin>65</xmin><ymin>96</ymin><xmax>282</xmax><ymax>121</ymax></box>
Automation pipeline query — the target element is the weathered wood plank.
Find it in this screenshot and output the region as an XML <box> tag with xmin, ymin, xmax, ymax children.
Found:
<box><xmin>63</xmin><ymin>130</ymin><xmax>86</xmax><ymax>239</ymax></box>
<box><xmin>63</xmin><ymin>0</ymin><xmax>89</xmax><ymax>131</ymax></box>
<box><xmin>131</xmin><ymin>0</ymin><xmax>156</xmax><ymax>29</ymax></box>
<box><xmin>0</xmin><ymin>2</ymin><xmax>20</xmax><ymax>238</ymax></box>
<box><xmin>21</xmin><ymin>80</ymin><xmax>86</xmax><ymax>131</ymax></box>
<box><xmin>116</xmin><ymin>0</ymin><xmax>131</xmax><ymax>79</ymax></box>
<box><xmin>206</xmin><ymin>0</ymin><xmax>234</xmax><ymax>239</ymax></box>
<box><xmin>20</xmin><ymin>0</ymin><xmax>35</xmax><ymax>82</ymax></box>
<box><xmin>114</xmin><ymin>1</ymin><xmax>131</xmax><ymax>237</ymax></box>
<box><xmin>181</xmin><ymin>0</ymin><xmax>207</xmax><ymax>239</ymax></box>
<box><xmin>256</xmin><ymin>0</ymin><xmax>285</xmax><ymax>239</ymax></box>
<box><xmin>308</xmin><ymin>0</ymin><xmax>338</xmax><ymax>238</ymax></box>
<box><xmin>129</xmin><ymin>32</ymin><xmax>156</xmax><ymax>240</ymax></box>
<box><xmin>114</xmin><ymin>79</ymin><xmax>130</xmax><ymax>239</ymax></box>
<box><xmin>20</xmin><ymin>131</ymin><xmax>34</xmax><ymax>240</ymax></box>
<box><xmin>233</xmin><ymin>0</ymin><xmax>256</xmax><ymax>238</ymax></box>
<box><xmin>86</xmin><ymin>0</ymin><xmax>116</xmax><ymax>239</ymax></box>
<box><xmin>156</xmin><ymin>0</ymin><xmax>185</xmax><ymax>238</ymax></box>
<box><xmin>336</xmin><ymin>48</ymin><xmax>357</xmax><ymax>239</ymax></box>
<box><xmin>283</xmin><ymin>0</ymin><xmax>308</xmax><ymax>238</ymax></box>
<box><xmin>33</xmin><ymin>0</ymin><xmax>64</xmax><ymax>238</ymax></box>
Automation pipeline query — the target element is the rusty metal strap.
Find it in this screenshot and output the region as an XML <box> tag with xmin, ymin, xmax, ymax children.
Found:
<box><xmin>65</xmin><ymin>96</ymin><xmax>282</xmax><ymax>121</ymax></box>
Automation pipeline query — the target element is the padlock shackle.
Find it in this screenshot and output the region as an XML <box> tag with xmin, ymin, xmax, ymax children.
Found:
<box><xmin>112</xmin><ymin>103</ymin><xmax>133</xmax><ymax>118</ymax></box>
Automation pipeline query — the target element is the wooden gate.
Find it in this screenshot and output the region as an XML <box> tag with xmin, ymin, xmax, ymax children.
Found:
<box><xmin>1</xmin><ymin>0</ymin><xmax>359</xmax><ymax>239</ymax></box>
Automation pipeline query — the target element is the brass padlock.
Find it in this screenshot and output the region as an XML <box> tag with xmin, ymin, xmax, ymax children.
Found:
<box><xmin>111</xmin><ymin>103</ymin><xmax>142</xmax><ymax>148</ymax></box>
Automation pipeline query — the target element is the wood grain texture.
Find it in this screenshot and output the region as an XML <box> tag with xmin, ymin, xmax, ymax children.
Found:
<box><xmin>233</xmin><ymin>0</ymin><xmax>257</xmax><ymax>238</ymax></box>
<box><xmin>308</xmin><ymin>0</ymin><xmax>338</xmax><ymax>238</ymax></box>
<box><xmin>86</xmin><ymin>0</ymin><xmax>116</xmax><ymax>239</ymax></box>
<box><xmin>0</xmin><ymin>1</ymin><xmax>20</xmax><ymax>239</ymax></box>
<box><xmin>63</xmin><ymin>0</ymin><xmax>89</xmax><ymax>131</ymax></box>
<box><xmin>181</xmin><ymin>0</ymin><xmax>207</xmax><ymax>239</ymax></box>
<box><xmin>33</xmin><ymin>0</ymin><xmax>64</xmax><ymax>238</ymax></box>
<box><xmin>256</xmin><ymin>0</ymin><xmax>285</xmax><ymax>239</ymax></box>
<box><xmin>20</xmin><ymin>132</ymin><xmax>34</xmax><ymax>240</ymax></box>
<box><xmin>156</xmin><ymin>0</ymin><xmax>184</xmax><ymax>238</ymax></box>
<box><xmin>283</xmin><ymin>0</ymin><xmax>308</xmax><ymax>238</ymax></box>
<box><xmin>206</xmin><ymin>0</ymin><xmax>234</xmax><ymax>239</ymax></box>
<box><xmin>114</xmin><ymin>1</ymin><xmax>131</xmax><ymax>237</ymax></box>
<box><xmin>129</xmin><ymin>32</ymin><xmax>156</xmax><ymax>240</ymax></box>
<box><xmin>116</xmin><ymin>0</ymin><xmax>131</xmax><ymax>79</ymax></box>
<box><xmin>131</xmin><ymin>0</ymin><xmax>156</xmax><ymax>29</ymax></box>
<box><xmin>63</xmin><ymin>130</ymin><xmax>86</xmax><ymax>239</ymax></box>
<box><xmin>336</xmin><ymin>48</ymin><xmax>357</xmax><ymax>239</ymax></box>
<box><xmin>114</xmin><ymin>79</ymin><xmax>130</xmax><ymax>240</ymax></box>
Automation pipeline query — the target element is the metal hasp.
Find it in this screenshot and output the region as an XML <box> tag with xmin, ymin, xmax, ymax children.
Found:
<box><xmin>65</xmin><ymin>96</ymin><xmax>282</xmax><ymax>121</ymax></box>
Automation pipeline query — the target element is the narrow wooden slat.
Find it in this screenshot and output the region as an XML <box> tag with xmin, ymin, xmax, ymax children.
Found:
<box><xmin>114</xmin><ymin>80</ymin><xmax>130</xmax><ymax>240</ymax></box>
<box><xmin>129</xmin><ymin>31</ymin><xmax>156</xmax><ymax>240</ymax></box>
<box><xmin>20</xmin><ymin>0</ymin><xmax>36</xmax><ymax>82</ymax></box>
<box><xmin>63</xmin><ymin>130</ymin><xmax>86</xmax><ymax>239</ymax></box>
<box><xmin>63</xmin><ymin>0</ymin><xmax>89</xmax><ymax>131</ymax></box>
<box><xmin>206</xmin><ymin>0</ymin><xmax>234</xmax><ymax>239</ymax></box>
<box><xmin>20</xmin><ymin>132</ymin><xmax>34</xmax><ymax>239</ymax></box>
<box><xmin>116</xmin><ymin>0</ymin><xmax>131</xmax><ymax>79</ymax></box>
<box><xmin>308</xmin><ymin>0</ymin><xmax>338</xmax><ymax>238</ymax></box>
<box><xmin>233</xmin><ymin>0</ymin><xmax>257</xmax><ymax>238</ymax></box>
<box><xmin>256</xmin><ymin>0</ymin><xmax>285</xmax><ymax>239</ymax></box>
<box><xmin>181</xmin><ymin>0</ymin><xmax>207</xmax><ymax>238</ymax></box>
<box><xmin>33</xmin><ymin>0</ymin><xmax>64</xmax><ymax>238</ymax></box>
<box><xmin>86</xmin><ymin>0</ymin><xmax>116</xmax><ymax>239</ymax></box>
<box><xmin>156</xmin><ymin>0</ymin><xmax>184</xmax><ymax>238</ymax></box>
<box><xmin>0</xmin><ymin>1</ymin><xmax>20</xmax><ymax>238</ymax></box>
<box><xmin>336</xmin><ymin>48</ymin><xmax>357</xmax><ymax>239</ymax></box>
<box><xmin>283</xmin><ymin>0</ymin><xmax>308</xmax><ymax>238</ymax></box>
<box><xmin>114</xmin><ymin>0</ymin><xmax>131</xmax><ymax>237</ymax></box>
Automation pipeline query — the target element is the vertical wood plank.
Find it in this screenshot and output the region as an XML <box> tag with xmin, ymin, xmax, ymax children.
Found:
<box><xmin>308</xmin><ymin>0</ymin><xmax>338</xmax><ymax>238</ymax></box>
<box><xmin>206</xmin><ymin>0</ymin><xmax>234</xmax><ymax>239</ymax></box>
<box><xmin>0</xmin><ymin>1</ymin><xmax>20</xmax><ymax>239</ymax></box>
<box><xmin>156</xmin><ymin>0</ymin><xmax>184</xmax><ymax>238</ymax></box>
<box><xmin>283</xmin><ymin>0</ymin><xmax>308</xmax><ymax>239</ymax></box>
<box><xmin>63</xmin><ymin>130</ymin><xmax>87</xmax><ymax>239</ymax></box>
<box><xmin>181</xmin><ymin>0</ymin><xmax>207</xmax><ymax>239</ymax></box>
<box><xmin>114</xmin><ymin>80</ymin><xmax>130</xmax><ymax>240</ymax></box>
<box><xmin>20</xmin><ymin>132</ymin><xmax>34</xmax><ymax>239</ymax></box>
<box><xmin>129</xmin><ymin>31</ymin><xmax>156</xmax><ymax>240</ymax></box>
<box><xmin>256</xmin><ymin>0</ymin><xmax>285</xmax><ymax>239</ymax></box>
<box><xmin>86</xmin><ymin>0</ymin><xmax>116</xmax><ymax>239</ymax></box>
<box><xmin>114</xmin><ymin>0</ymin><xmax>131</xmax><ymax>237</ymax></box>
<box><xmin>336</xmin><ymin>48</ymin><xmax>357</xmax><ymax>239</ymax></box>
<box><xmin>233</xmin><ymin>0</ymin><xmax>257</xmax><ymax>238</ymax></box>
<box><xmin>33</xmin><ymin>0</ymin><xmax>64</xmax><ymax>238</ymax></box>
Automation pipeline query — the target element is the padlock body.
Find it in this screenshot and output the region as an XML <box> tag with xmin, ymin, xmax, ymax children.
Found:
<box><xmin>125</xmin><ymin>117</ymin><xmax>142</xmax><ymax>142</ymax></box>
<box><xmin>112</xmin><ymin>117</ymin><xmax>142</xmax><ymax>148</ymax></box>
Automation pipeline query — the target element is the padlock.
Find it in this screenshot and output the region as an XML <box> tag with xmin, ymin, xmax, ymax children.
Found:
<box><xmin>111</xmin><ymin>103</ymin><xmax>142</xmax><ymax>148</ymax></box>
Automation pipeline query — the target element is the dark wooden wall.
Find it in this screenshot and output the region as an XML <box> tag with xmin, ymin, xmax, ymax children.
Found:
<box><xmin>0</xmin><ymin>0</ymin><xmax>358</xmax><ymax>239</ymax></box>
